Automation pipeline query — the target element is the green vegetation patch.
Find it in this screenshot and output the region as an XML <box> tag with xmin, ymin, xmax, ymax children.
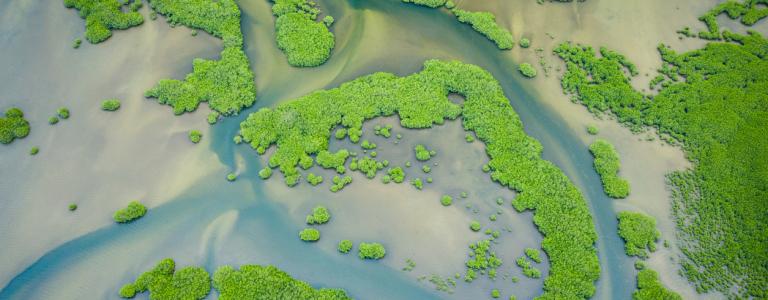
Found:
<box><xmin>57</xmin><ymin>107</ymin><xmax>70</xmax><ymax>119</ymax></box>
<box><xmin>414</xmin><ymin>144</ymin><xmax>435</xmax><ymax>161</ymax></box>
<box><xmin>697</xmin><ymin>0</ymin><xmax>768</xmax><ymax>40</ymax></box>
<box><xmin>589</xmin><ymin>139</ymin><xmax>630</xmax><ymax>198</ymax></box>
<box><xmin>358</xmin><ymin>242</ymin><xmax>386</xmax><ymax>260</ymax></box>
<box><xmin>633</xmin><ymin>268</ymin><xmax>682</xmax><ymax>300</ymax></box>
<box><xmin>440</xmin><ymin>195</ymin><xmax>453</xmax><ymax>206</ymax></box>
<box><xmin>464</xmin><ymin>239</ymin><xmax>502</xmax><ymax>282</ymax></box>
<box><xmin>119</xmin><ymin>258</ymin><xmax>210</xmax><ymax>299</ymax></box>
<box><xmin>0</xmin><ymin>107</ymin><xmax>30</xmax><ymax>144</ymax></box>
<box><xmin>271</xmin><ymin>0</ymin><xmax>335</xmax><ymax>67</ymax></box>
<box><xmin>306</xmin><ymin>206</ymin><xmax>331</xmax><ymax>225</ymax></box>
<box><xmin>525</xmin><ymin>248</ymin><xmax>542</xmax><ymax>263</ymax></box>
<box><xmin>299</xmin><ymin>228</ymin><xmax>320</xmax><ymax>241</ymax></box>
<box><xmin>144</xmin><ymin>0</ymin><xmax>256</xmax><ymax>119</ymax></box>
<box><xmin>63</xmin><ymin>0</ymin><xmax>144</xmax><ymax>44</ymax></box>
<box><xmin>338</xmin><ymin>240</ymin><xmax>353</xmax><ymax>253</ymax></box>
<box><xmin>213</xmin><ymin>264</ymin><xmax>351</xmax><ymax>299</ymax></box>
<box><xmin>189</xmin><ymin>130</ymin><xmax>202</xmax><ymax>143</ymax></box>
<box><xmin>401</xmin><ymin>0</ymin><xmax>447</xmax><ymax>8</ymax></box>
<box><xmin>239</xmin><ymin>60</ymin><xmax>599</xmax><ymax>298</ymax></box>
<box><xmin>555</xmin><ymin>32</ymin><xmax>768</xmax><ymax>297</ymax></box>
<box><xmin>452</xmin><ymin>9</ymin><xmax>514</xmax><ymax>50</ymax></box>
<box><xmin>101</xmin><ymin>99</ymin><xmax>121</xmax><ymax>111</ymax></box>
<box><xmin>516</xmin><ymin>256</ymin><xmax>542</xmax><ymax>279</ymax></box>
<box><xmin>113</xmin><ymin>201</ymin><xmax>147</xmax><ymax>223</ymax></box>
<box><xmin>518</xmin><ymin>63</ymin><xmax>537</xmax><ymax>78</ymax></box>
<box><xmin>617</xmin><ymin>211</ymin><xmax>660</xmax><ymax>258</ymax></box>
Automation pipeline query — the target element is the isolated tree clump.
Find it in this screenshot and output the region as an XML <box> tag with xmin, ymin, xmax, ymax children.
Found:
<box><xmin>0</xmin><ymin>107</ymin><xmax>30</xmax><ymax>144</ymax></box>
<box><xmin>113</xmin><ymin>201</ymin><xmax>147</xmax><ymax>223</ymax></box>
<box><xmin>306</xmin><ymin>206</ymin><xmax>331</xmax><ymax>225</ymax></box>
<box><xmin>358</xmin><ymin>242</ymin><xmax>386</xmax><ymax>260</ymax></box>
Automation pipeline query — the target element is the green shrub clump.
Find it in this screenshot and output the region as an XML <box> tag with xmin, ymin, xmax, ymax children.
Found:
<box><xmin>189</xmin><ymin>130</ymin><xmax>203</xmax><ymax>143</ymax></box>
<box><xmin>589</xmin><ymin>139</ymin><xmax>630</xmax><ymax>198</ymax></box>
<box><xmin>306</xmin><ymin>206</ymin><xmax>331</xmax><ymax>225</ymax></box>
<box><xmin>330</xmin><ymin>176</ymin><xmax>352</xmax><ymax>192</ymax></box>
<box><xmin>451</xmin><ymin>9</ymin><xmax>514</xmax><ymax>50</ymax></box>
<box><xmin>306</xmin><ymin>173</ymin><xmax>323</xmax><ymax>185</ymax></box>
<box><xmin>30</xmin><ymin>146</ymin><xmax>39</xmax><ymax>155</ymax></box>
<box><xmin>617</xmin><ymin>211</ymin><xmax>660</xmax><ymax>258</ymax></box>
<box><xmin>414</xmin><ymin>144</ymin><xmax>434</xmax><ymax>161</ymax></box>
<box><xmin>68</xmin><ymin>203</ymin><xmax>78</xmax><ymax>211</ymax></box>
<box><xmin>63</xmin><ymin>0</ymin><xmax>144</xmax><ymax>44</ymax></box>
<box><xmin>358</xmin><ymin>242</ymin><xmax>386</xmax><ymax>260</ymax></box>
<box><xmin>226</xmin><ymin>173</ymin><xmax>237</xmax><ymax>182</ymax></box>
<box><xmin>48</xmin><ymin>116</ymin><xmax>60</xmax><ymax>125</ymax></box>
<box><xmin>258</xmin><ymin>167</ymin><xmax>273</xmax><ymax>179</ymax></box>
<box><xmin>633</xmin><ymin>268</ymin><xmax>682</xmax><ymax>300</ymax></box>
<box><xmin>519</xmin><ymin>38</ymin><xmax>531</xmax><ymax>48</ymax></box>
<box><xmin>518</xmin><ymin>63</ymin><xmax>537</xmax><ymax>78</ymax></box>
<box><xmin>469</xmin><ymin>221</ymin><xmax>481</xmax><ymax>232</ymax></box>
<box><xmin>516</xmin><ymin>257</ymin><xmax>542</xmax><ymax>278</ymax></box>
<box><xmin>144</xmin><ymin>0</ymin><xmax>256</xmax><ymax>120</ymax></box>
<box><xmin>271</xmin><ymin>0</ymin><xmax>335</xmax><ymax>67</ymax></box>
<box><xmin>101</xmin><ymin>99</ymin><xmax>121</xmax><ymax>111</ymax></box>
<box><xmin>411</xmin><ymin>178</ymin><xmax>423</xmax><ymax>190</ymax></box>
<box><xmin>387</xmin><ymin>167</ymin><xmax>406</xmax><ymax>183</ymax></box>
<box><xmin>73</xmin><ymin>38</ymin><xmax>82</xmax><ymax>49</ymax></box>
<box><xmin>440</xmin><ymin>195</ymin><xmax>453</xmax><ymax>206</ymax></box>
<box><xmin>338</xmin><ymin>240</ymin><xmax>353</xmax><ymax>253</ymax></box>
<box><xmin>57</xmin><ymin>107</ymin><xmax>70</xmax><ymax>119</ymax></box>
<box><xmin>299</xmin><ymin>228</ymin><xmax>320</xmax><ymax>241</ymax></box>
<box><xmin>556</xmin><ymin>34</ymin><xmax>768</xmax><ymax>296</ymax></box>
<box><xmin>525</xmin><ymin>248</ymin><xmax>542</xmax><ymax>263</ymax></box>
<box><xmin>587</xmin><ymin>125</ymin><xmax>599</xmax><ymax>135</ymax></box>
<box><xmin>0</xmin><ymin>107</ymin><xmax>30</xmax><ymax>144</ymax></box>
<box><xmin>113</xmin><ymin>201</ymin><xmax>147</xmax><ymax>223</ymax></box>
<box><xmin>238</xmin><ymin>60</ymin><xmax>600</xmax><ymax>298</ymax></box>
<box><xmin>402</xmin><ymin>0</ymin><xmax>447</xmax><ymax>8</ymax></box>
<box><xmin>213</xmin><ymin>264</ymin><xmax>351</xmax><ymax>299</ymax></box>
<box><xmin>118</xmin><ymin>258</ymin><xmax>210</xmax><ymax>299</ymax></box>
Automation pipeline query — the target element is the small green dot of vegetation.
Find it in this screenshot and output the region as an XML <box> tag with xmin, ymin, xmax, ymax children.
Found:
<box><xmin>226</xmin><ymin>173</ymin><xmax>237</xmax><ymax>182</ymax></box>
<box><xmin>68</xmin><ymin>203</ymin><xmax>78</xmax><ymax>211</ymax></box>
<box><xmin>441</xmin><ymin>195</ymin><xmax>453</xmax><ymax>206</ymax></box>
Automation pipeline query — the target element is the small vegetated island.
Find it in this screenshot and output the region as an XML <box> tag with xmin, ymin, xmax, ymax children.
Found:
<box><xmin>113</xmin><ymin>201</ymin><xmax>147</xmax><ymax>223</ymax></box>
<box><xmin>119</xmin><ymin>258</ymin><xmax>351</xmax><ymax>299</ymax></box>
<box><xmin>401</xmin><ymin>0</ymin><xmax>515</xmax><ymax>50</ymax></box>
<box><xmin>270</xmin><ymin>0</ymin><xmax>335</xmax><ymax>67</ymax></box>
<box><xmin>239</xmin><ymin>59</ymin><xmax>600</xmax><ymax>298</ymax></box>
<box><xmin>555</xmin><ymin>4</ymin><xmax>768</xmax><ymax>296</ymax></box>
<box><xmin>589</xmin><ymin>139</ymin><xmax>630</xmax><ymax>199</ymax></box>
<box><xmin>0</xmin><ymin>107</ymin><xmax>31</xmax><ymax>144</ymax></box>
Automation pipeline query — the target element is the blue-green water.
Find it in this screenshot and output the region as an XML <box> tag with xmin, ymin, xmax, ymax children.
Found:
<box><xmin>0</xmin><ymin>0</ymin><xmax>723</xmax><ymax>299</ymax></box>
